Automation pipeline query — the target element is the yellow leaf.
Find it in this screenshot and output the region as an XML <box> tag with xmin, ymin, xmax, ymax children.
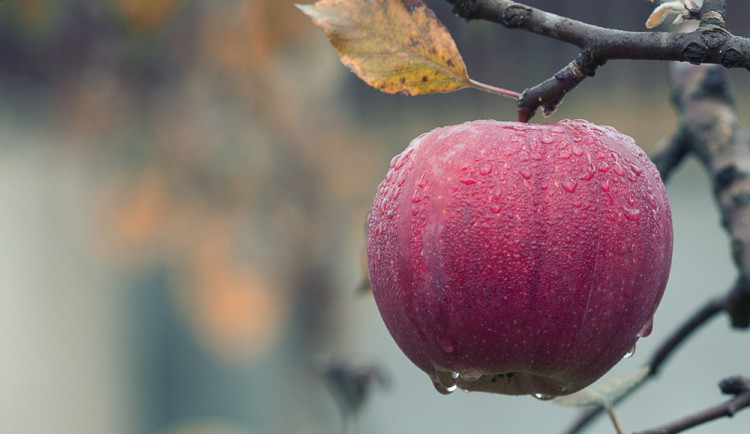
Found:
<box><xmin>296</xmin><ymin>0</ymin><xmax>471</xmax><ymax>95</ymax></box>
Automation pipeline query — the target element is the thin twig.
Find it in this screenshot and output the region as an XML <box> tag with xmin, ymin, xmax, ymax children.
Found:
<box><xmin>634</xmin><ymin>376</ymin><xmax>750</xmax><ymax>434</ymax></box>
<box><xmin>650</xmin><ymin>133</ymin><xmax>690</xmax><ymax>183</ymax></box>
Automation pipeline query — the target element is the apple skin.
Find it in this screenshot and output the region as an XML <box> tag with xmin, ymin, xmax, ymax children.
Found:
<box><xmin>367</xmin><ymin>119</ymin><xmax>672</xmax><ymax>397</ymax></box>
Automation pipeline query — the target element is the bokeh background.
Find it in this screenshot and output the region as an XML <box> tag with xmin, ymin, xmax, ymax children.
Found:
<box><xmin>1</xmin><ymin>1</ymin><xmax>750</xmax><ymax>433</ymax></box>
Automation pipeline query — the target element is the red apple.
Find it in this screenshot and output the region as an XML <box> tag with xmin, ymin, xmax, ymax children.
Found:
<box><xmin>367</xmin><ymin>119</ymin><xmax>672</xmax><ymax>397</ymax></box>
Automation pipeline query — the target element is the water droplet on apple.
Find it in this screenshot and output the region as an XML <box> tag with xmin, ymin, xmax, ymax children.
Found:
<box><xmin>480</xmin><ymin>164</ymin><xmax>492</xmax><ymax>175</ymax></box>
<box><xmin>431</xmin><ymin>379</ymin><xmax>456</xmax><ymax>395</ymax></box>
<box><xmin>459</xmin><ymin>369</ymin><xmax>483</xmax><ymax>382</ymax></box>
<box><xmin>598</xmin><ymin>162</ymin><xmax>610</xmax><ymax>172</ymax></box>
<box><xmin>520</xmin><ymin>169</ymin><xmax>532</xmax><ymax>180</ymax></box>
<box><xmin>533</xmin><ymin>392</ymin><xmax>555</xmax><ymax>400</ymax></box>
<box><xmin>389</xmin><ymin>155</ymin><xmax>399</xmax><ymax>169</ymax></box>
<box><xmin>432</xmin><ymin>369</ymin><xmax>459</xmax><ymax>394</ymax></box>
<box><xmin>559</xmin><ymin>149</ymin><xmax>572</xmax><ymax>160</ymax></box>
<box><xmin>391</xmin><ymin>150</ymin><xmax>411</xmax><ymax>170</ymax></box>
<box><xmin>460</xmin><ymin>178</ymin><xmax>476</xmax><ymax>185</ymax></box>
<box><xmin>579</xmin><ymin>165</ymin><xmax>595</xmax><ymax>181</ymax></box>
<box><xmin>623</xmin><ymin>206</ymin><xmax>641</xmax><ymax>221</ymax></box>
<box><xmin>638</xmin><ymin>317</ymin><xmax>654</xmax><ymax>337</ymax></box>
<box><xmin>439</xmin><ymin>336</ymin><xmax>456</xmax><ymax>353</ymax></box>
<box><xmin>563</xmin><ymin>180</ymin><xmax>577</xmax><ymax>193</ymax></box>
<box><xmin>540</xmin><ymin>134</ymin><xmax>555</xmax><ymax>144</ymax></box>
<box><xmin>601</xmin><ymin>180</ymin><xmax>611</xmax><ymax>192</ymax></box>
<box><xmin>397</xmin><ymin>171</ymin><xmax>407</xmax><ymax>186</ymax></box>
<box><xmin>623</xmin><ymin>343</ymin><xmax>636</xmax><ymax>359</ymax></box>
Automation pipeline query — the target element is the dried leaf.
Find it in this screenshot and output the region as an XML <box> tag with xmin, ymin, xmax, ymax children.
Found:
<box><xmin>554</xmin><ymin>366</ymin><xmax>650</xmax><ymax>408</ymax></box>
<box><xmin>296</xmin><ymin>0</ymin><xmax>471</xmax><ymax>95</ymax></box>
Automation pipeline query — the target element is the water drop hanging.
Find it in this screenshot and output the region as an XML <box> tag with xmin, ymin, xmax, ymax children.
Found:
<box><xmin>533</xmin><ymin>392</ymin><xmax>555</xmax><ymax>401</ymax></box>
<box><xmin>459</xmin><ymin>369</ymin><xmax>483</xmax><ymax>382</ymax></box>
<box><xmin>432</xmin><ymin>369</ymin><xmax>459</xmax><ymax>394</ymax></box>
<box><xmin>637</xmin><ymin>317</ymin><xmax>654</xmax><ymax>338</ymax></box>
<box><xmin>623</xmin><ymin>343</ymin><xmax>636</xmax><ymax>359</ymax></box>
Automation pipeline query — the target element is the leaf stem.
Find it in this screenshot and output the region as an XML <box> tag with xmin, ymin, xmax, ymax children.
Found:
<box><xmin>468</xmin><ymin>78</ymin><xmax>521</xmax><ymax>99</ymax></box>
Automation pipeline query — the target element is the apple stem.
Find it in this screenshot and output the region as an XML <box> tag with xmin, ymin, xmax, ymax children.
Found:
<box><xmin>605</xmin><ymin>406</ymin><xmax>626</xmax><ymax>434</ymax></box>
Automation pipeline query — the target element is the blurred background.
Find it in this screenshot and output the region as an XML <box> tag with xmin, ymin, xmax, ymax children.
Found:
<box><xmin>1</xmin><ymin>1</ymin><xmax>750</xmax><ymax>433</ymax></box>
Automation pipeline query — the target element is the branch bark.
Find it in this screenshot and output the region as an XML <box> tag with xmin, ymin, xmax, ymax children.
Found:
<box><xmin>444</xmin><ymin>0</ymin><xmax>750</xmax><ymax>120</ymax></box>
<box><xmin>667</xmin><ymin>63</ymin><xmax>750</xmax><ymax>304</ymax></box>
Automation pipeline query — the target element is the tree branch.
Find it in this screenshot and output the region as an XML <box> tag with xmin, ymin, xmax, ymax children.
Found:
<box><xmin>634</xmin><ymin>376</ymin><xmax>750</xmax><ymax>434</ymax></box>
<box><xmin>650</xmin><ymin>132</ymin><xmax>690</xmax><ymax>184</ymax></box>
<box><xmin>667</xmin><ymin>63</ymin><xmax>750</xmax><ymax>312</ymax></box>
<box><xmin>444</xmin><ymin>0</ymin><xmax>750</xmax><ymax>120</ymax></box>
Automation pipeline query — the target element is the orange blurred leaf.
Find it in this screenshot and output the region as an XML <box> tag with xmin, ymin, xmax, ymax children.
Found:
<box><xmin>118</xmin><ymin>0</ymin><xmax>182</xmax><ymax>32</ymax></box>
<box><xmin>296</xmin><ymin>0</ymin><xmax>472</xmax><ymax>96</ymax></box>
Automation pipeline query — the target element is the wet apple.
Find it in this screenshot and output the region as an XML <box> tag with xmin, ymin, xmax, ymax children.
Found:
<box><xmin>367</xmin><ymin>119</ymin><xmax>672</xmax><ymax>397</ymax></box>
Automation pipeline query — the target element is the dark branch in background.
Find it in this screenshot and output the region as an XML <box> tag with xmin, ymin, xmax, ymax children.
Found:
<box><xmin>664</xmin><ymin>62</ymin><xmax>750</xmax><ymax>314</ymax></box>
<box><xmin>635</xmin><ymin>376</ymin><xmax>750</xmax><ymax>434</ymax></box>
<box><xmin>444</xmin><ymin>0</ymin><xmax>750</xmax><ymax>121</ymax></box>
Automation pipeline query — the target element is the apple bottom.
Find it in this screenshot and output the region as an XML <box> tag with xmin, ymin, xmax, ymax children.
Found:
<box><xmin>428</xmin><ymin>365</ymin><xmax>616</xmax><ymax>398</ymax></box>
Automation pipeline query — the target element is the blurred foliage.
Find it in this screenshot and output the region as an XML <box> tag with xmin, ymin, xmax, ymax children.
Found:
<box><xmin>1</xmin><ymin>0</ymin><xmax>368</xmax><ymax>363</ymax></box>
<box><xmin>0</xmin><ymin>1</ymin><xmax>385</xmax><ymax>432</ymax></box>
